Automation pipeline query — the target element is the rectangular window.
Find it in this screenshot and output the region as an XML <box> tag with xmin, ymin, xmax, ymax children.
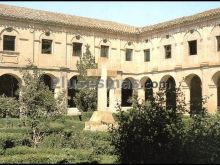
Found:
<box><xmin>3</xmin><ymin>35</ymin><xmax>15</xmax><ymax>51</ymax></box>
<box><xmin>100</xmin><ymin>45</ymin><xmax>109</xmax><ymax>57</ymax></box>
<box><xmin>188</xmin><ymin>40</ymin><xmax>197</xmax><ymax>55</ymax></box>
<box><xmin>42</xmin><ymin>39</ymin><xmax>52</xmax><ymax>54</ymax></box>
<box><xmin>144</xmin><ymin>49</ymin><xmax>150</xmax><ymax>62</ymax></box>
<box><xmin>216</xmin><ymin>36</ymin><xmax>220</xmax><ymax>51</ymax></box>
<box><xmin>125</xmin><ymin>49</ymin><xmax>133</xmax><ymax>61</ymax></box>
<box><xmin>164</xmin><ymin>45</ymin><xmax>171</xmax><ymax>59</ymax></box>
<box><xmin>73</xmin><ymin>42</ymin><xmax>82</xmax><ymax>56</ymax></box>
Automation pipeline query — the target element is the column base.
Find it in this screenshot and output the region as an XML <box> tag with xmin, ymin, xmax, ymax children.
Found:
<box><xmin>84</xmin><ymin>111</ymin><xmax>116</xmax><ymax>131</ymax></box>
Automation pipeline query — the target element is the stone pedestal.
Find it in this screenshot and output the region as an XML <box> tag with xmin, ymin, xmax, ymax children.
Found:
<box><xmin>84</xmin><ymin>111</ymin><xmax>115</xmax><ymax>131</ymax></box>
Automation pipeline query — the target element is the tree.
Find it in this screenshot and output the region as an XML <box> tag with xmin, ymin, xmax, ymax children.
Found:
<box><xmin>74</xmin><ymin>44</ymin><xmax>98</xmax><ymax>112</ymax></box>
<box><xmin>19</xmin><ymin>64</ymin><xmax>64</xmax><ymax>148</ymax></box>
<box><xmin>110</xmin><ymin>82</ymin><xmax>188</xmax><ymax>164</ymax></box>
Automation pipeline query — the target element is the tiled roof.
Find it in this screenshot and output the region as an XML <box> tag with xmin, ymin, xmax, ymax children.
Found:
<box><xmin>0</xmin><ymin>4</ymin><xmax>220</xmax><ymax>35</ymax></box>
<box><xmin>141</xmin><ymin>7</ymin><xmax>220</xmax><ymax>33</ymax></box>
<box><xmin>0</xmin><ymin>4</ymin><xmax>138</xmax><ymax>34</ymax></box>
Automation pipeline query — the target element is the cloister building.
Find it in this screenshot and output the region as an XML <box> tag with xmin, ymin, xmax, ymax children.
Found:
<box><xmin>1</xmin><ymin>4</ymin><xmax>220</xmax><ymax>114</ymax></box>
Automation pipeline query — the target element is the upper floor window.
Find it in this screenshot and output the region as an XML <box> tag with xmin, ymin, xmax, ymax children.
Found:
<box><xmin>42</xmin><ymin>39</ymin><xmax>52</xmax><ymax>54</ymax></box>
<box><xmin>100</xmin><ymin>45</ymin><xmax>109</xmax><ymax>57</ymax></box>
<box><xmin>73</xmin><ymin>42</ymin><xmax>82</xmax><ymax>56</ymax></box>
<box><xmin>144</xmin><ymin>49</ymin><xmax>150</xmax><ymax>62</ymax></box>
<box><xmin>216</xmin><ymin>36</ymin><xmax>220</xmax><ymax>51</ymax></box>
<box><xmin>188</xmin><ymin>40</ymin><xmax>197</xmax><ymax>55</ymax></box>
<box><xmin>125</xmin><ymin>49</ymin><xmax>133</xmax><ymax>61</ymax></box>
<box><xmin>164</xmin><ymin>45</ymin><xmax>171</xmax><ymax>59</ymax></box>
<box><xmin>3</xmin><ymin>35</ymin><xmax>15</xmax><ymax>51</ymax></box>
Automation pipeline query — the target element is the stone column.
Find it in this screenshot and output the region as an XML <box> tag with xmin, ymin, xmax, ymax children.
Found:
<box><xmin>202</xmin><ymin>66</ymin><xmax>210</xmax><ymax>112</ymax></box>
<box><xmin>97</xmin><ymin>62</ymin><xmax>107</xmax><ymax>111</ymax></box>
<box><xmin>109</xmin><ymin>88</ymin><xmax>115</xmax><ymax>111</ymax></box>
<box><xmin>208</xmin><ymin>85</ymin><xmax>218</xmax><ymax>114</ymax></box>
<box><xmin>182</xmin><ymin>85</ymin><xmax>190</xmax><ymax>114</ymax></box>
<box><xmin>138</xmin><ymin>88</ymin><xmax>145</xmax><ymax>104</ymax></box>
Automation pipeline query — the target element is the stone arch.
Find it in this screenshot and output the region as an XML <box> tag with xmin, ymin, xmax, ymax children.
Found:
<box><xmin>142</xmin><ymin>39</ymin><xmax>154</xmax><ymax>49</ymax></box>
<box><xmin>123</xmin><ymin>41</ymin><xmax>135</xmax><ymax>49</ymax></box>
<box><xmin>0</xmin><ymin>74</ymin><xmax>21</xmax><ymax>99</ymax></box>
<box><xmin>0</xmin><ymin>27</ymin><xmax>19</xmax><ymax>37</ymax></box>
<box><xmin>39</xmin><ymin>31</ymin><xmax>55</xmax><ymax>41</ymax></box>
<box><xmin>160</xmin><ymin>75</ymin><xmax>176</xmax><ymax>110</ymax></box>
<box><xmin>159</xmin><ymin>34</ymin><xmax>176</xmax><ymax>45</ymax></box>
<box><xmin>98</xmin><ymin>38</ymin><xmax>111</xmax><ymax>46</ymax></box>
<box><xmin>212</xmin><ymin>71</ymin><xmax>220</xmax><ymax>108</ymax></box>
<box><xmin>140</xmin><ymin>76</ymin><xmax>153</xmax><ymax>101</ymax></box>
<box><xmin>71</xmin><ymin>34</ymin><xmax>85</xmax><ymax>44</ymax></box>
<box><xmin>185</xmin><ymin>74</ymin><xmax>202</xmax><ymax>114</ymax></box>
<box><xmin>68</xmin><ymin>75</ymin><xmax>78</xmax><ymax>108</ymax></box>
<box><xmin>121</xmin><ymin>77</ymin><xmax>135</xmax><ymax>107</ymax></box>
<box><xmin>40</xmin><ymin>73</ymin><xmax>56</xmax><ymax>92</ymax></box>
<box><xmin>183</xmin><ymin>29</ymin><xmax>202</xmax><ymax>41</ymax></box>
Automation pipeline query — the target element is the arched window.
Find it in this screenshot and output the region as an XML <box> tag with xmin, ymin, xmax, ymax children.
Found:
<box><xmin>121</xmin><ymin>78</ymin><xmax>133</xmax><ymax>106</ymax></box>
<box><xmin>68</xmin><ymin>76</ymin><xmax>78</xmax><ymax>108</ymax></box>
<box><xmin>190</xmin><ymin>75</ymin><xmax>202</xmax><ymax>114</ymax></box>
<box><xmin>165</xmin><ymin>77</ymin><xmax>176</xmax><ymax>110</ymax></box>
<box><xmin>0</xmin><ymin>74</ymin><xmax>19</xmax><ymax>99</ymax></box>
<box><xmin>40</xmin><ymin>74</ymin><xmax>54</xmax><ymax>92</ymax></box>
<box><xmin>144</xmin><ymin>78</ymin><xmax>153</xmax><ymax>101</ymax></box>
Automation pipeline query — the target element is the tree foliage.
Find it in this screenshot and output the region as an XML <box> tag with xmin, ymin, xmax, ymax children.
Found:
<box><xmin>18</xmin><ymin>64</ymin><xmax>64</xmax><ymax>148</ymax></box>
<box><xmin>110</xmin><ymin>81</ymin><xmax>220</xmax><ymax>164</ymax></box>
<box><xmin>74</xmin><ymin>44</ymin><xmax>98</xmax><ymax>112</ymax></box>
<box><xmin>0</xmin><ymin>95</ymin><xmax>20</xmax><ymax>118</ymax></box>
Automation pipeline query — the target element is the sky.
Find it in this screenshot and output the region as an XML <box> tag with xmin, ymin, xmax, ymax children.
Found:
<box><xmin>1</xmin><ymin>1</ymin><xmax>220</xmax><ymax>27</ymax></box>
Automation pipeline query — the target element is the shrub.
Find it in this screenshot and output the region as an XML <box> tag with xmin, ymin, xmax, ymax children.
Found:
<box><xmin>0</xmin><ymin>133</ymin><xmax>32</xmax><ymax>150</ymax></box>
<box><xmin>74</xmin><ymin>88</ymin><xmax>97</xmax><ymax>112</ymax></box>
<box><xmin>181</xmin><ymin>114</ymin><xmax>220</xmax><ymax>163</ymax></box>
<box><xmin>109</xmin><ymin>83</ymin><xmax>188</xmax><ymax>164</ymax></box>
<box><xmin>0</xmin><ymin>95</ymin><xmax>20</xmax><ymax>118</ymax></box>
<box><xmin>0</xmin><ymin>148</ymin><xmax>99</xmax><ymax>164</ymax></box>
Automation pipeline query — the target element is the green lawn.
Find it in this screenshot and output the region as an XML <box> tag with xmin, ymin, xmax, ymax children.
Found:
<box><xmin>0</xmin><ymin>112</ymin><xmax>117</xmax><ymax>164</ymax></box>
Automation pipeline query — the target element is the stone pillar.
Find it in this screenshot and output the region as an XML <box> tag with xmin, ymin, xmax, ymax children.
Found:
<box><xmin>54</xmin><ymin>85</ymin><xmax>60</xmax><ymax>99</ymax></box>
<box><xmin>97</xmin><ymin>62</ymin><xmax>107</xmax><ymax>111</ymax></box>
<box><xmin>138</xmin><ymin>88</ymin><xmax>145</xmax><ymax>104</ymax></box>
<box><xmin>109</xmin><ymin>88</ymin><xmax>115</xmax><ymax>112</ymax></box>
<box><xmin>182</xmin><ymin>84</ymin><xmax>190</xmax><ymax>114</ymax></box>
<box><xmin>111</xmin><ymin>88</ymin><xmax>121</xmax><ymax>112</ymax></box>
<box><xmin>202</xmin><ymin>66</ymin><xmax>210</xmax><ymax>112</ymax></box>
<box><xmin>208</xmin><ymin>85</ymin><xmax>218</xmax><ymax>114</ymax></box>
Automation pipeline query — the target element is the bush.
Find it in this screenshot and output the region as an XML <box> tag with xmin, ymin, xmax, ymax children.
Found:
<box><xmin>74</xmin><ymin>88</ymin><xmax>97</xmax><ymax>112</ymax></box>
<box><xmin>181</xmin><ymin>114</ymin><xmax>220</xmax><ymax>163</ymax></box>
<box><xmin>0</xmin><ymin>133</ymin><xmax>32</xmax><ymax>150</ymax></box>
<box><xmin>0</xmin><ymin>127</ymin><xmax>30</xmax><ymax>134</ymax></box>
<box><xmin>0</xmin><ymin>118</ymin><xmax>21</xmax><ymax>128</ymax></box>
<box><xmin>109</xmin><ymin>84</ymin><xmax>188</xmax><ymax>164</ymax></box>
<box><xmin>109</xmin><ymin>81</ymin><xmax>220</xmax><ymax>164</ymax></box>
<box><xmin>0</xmin><ymin>95</ymin><xmax>20</xmax><ymax>118</ymax></box>
<box><xmin>0</xmin><ymin>148</ymin><xmax>100</xmax><ymax>164</ymax></box>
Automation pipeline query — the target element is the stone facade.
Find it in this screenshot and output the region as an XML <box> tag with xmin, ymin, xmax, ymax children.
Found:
<box><xmin>1</xmin><ymin>4</ymin><xmax>220</xmax><ymax>114</ymax></box>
